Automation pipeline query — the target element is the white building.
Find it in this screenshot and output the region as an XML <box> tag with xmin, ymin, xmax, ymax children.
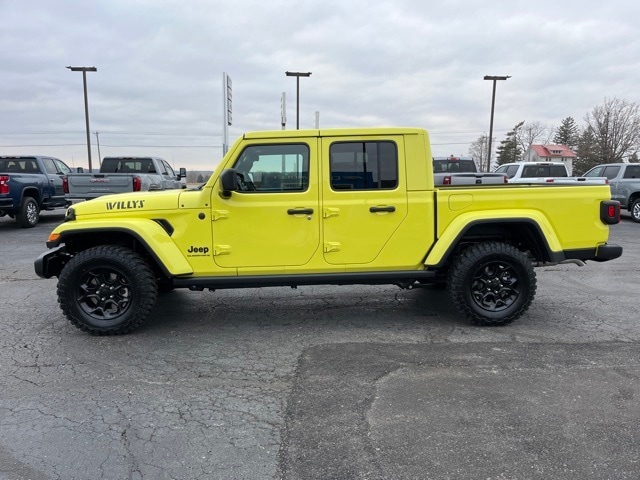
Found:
<box><xmin>522</xmin><ymin>145</ymin><xmax>577</xmax><ymax>175</ymax></box>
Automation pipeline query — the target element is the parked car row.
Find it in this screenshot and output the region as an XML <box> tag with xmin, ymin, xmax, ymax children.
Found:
<box><xmin>4</xmin><ymin>153</ymin><xmax>639</xmax><ymax>228</ymax></box>
<box><xmin>494</xmin><ymin>162</ymin><xmax>607</xmax><ymax>184</ymax></box>
<box><xmin>1</xmin><ymin>155</ymin><xmax>186</xmax><ymax>227</ymax></box>
<box><xmin>490</xmin><ymin>160</ymin><xmax>640</xmax><ymax>222</ymax></box>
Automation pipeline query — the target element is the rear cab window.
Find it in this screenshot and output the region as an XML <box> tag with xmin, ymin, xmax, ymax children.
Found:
<box><xmin>433</xmin><ymin>157</ymin><xmax>476</xmax><ymax>174</ymax></box>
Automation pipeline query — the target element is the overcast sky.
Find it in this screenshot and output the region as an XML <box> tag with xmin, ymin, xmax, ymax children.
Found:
<box><xmin>1</xmin><ymin>0</ymin><xmax>639</xmax><ymax>170</ymax></box>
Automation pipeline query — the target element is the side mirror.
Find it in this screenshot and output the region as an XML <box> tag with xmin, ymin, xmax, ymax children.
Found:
<box><xmin>76</xmin><ymin>167</ymin><xmax>84</xmax><ymax>173</ymax></box>
<box><xmin>219</xmin><ymin>168</ymin><xmax>238</xmax><ymax>198</ymax></box>
<box><xmin>178</xmin><ymin>167</ymin><xmax>186</xmax><ymax>179</ymax></box>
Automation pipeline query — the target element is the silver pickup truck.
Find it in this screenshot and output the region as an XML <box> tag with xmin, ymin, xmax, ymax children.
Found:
<box><xmin>64</xmin><ymin>156</ymin><xmax>186</xmax><ymax>200</ymax></box>
<box><xmin>584</xmin><ymin>163</ymin><xmax>640</xmax><ymax>222</ymax></box>
<box><xmin>433</xmin><ymin>156</ymin><xmax>507</xmax><ymax>185</ymax></box>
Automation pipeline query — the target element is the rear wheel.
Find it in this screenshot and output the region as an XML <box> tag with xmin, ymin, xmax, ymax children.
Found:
<box><xmin>57</xmin><ymin>245</ymin><xmax>158</xmax><ymax>335</ymax></box>
<box><xmin>447</xmin><ymin>242</ymin><xmax>536</xmax><ymax>326</ymax></box>
<box><xmin>630</xmin><ymin>199</ymin><xmax>640</xmax><ymax>223</ymax></box>
<box><xmin>17</xmin><ymin>196</ymin><xmax>39</xmax><ymax>228</ymax></box>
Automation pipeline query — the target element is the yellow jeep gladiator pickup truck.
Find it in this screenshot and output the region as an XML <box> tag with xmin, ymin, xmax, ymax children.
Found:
<box><xmin>35</xmin><ymin>128</ymin><xmax>622</xmax><ymax>335</ymax></box>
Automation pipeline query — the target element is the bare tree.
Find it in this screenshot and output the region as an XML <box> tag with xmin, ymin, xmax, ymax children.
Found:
<box><xmin>584</xmin><ymin>97</ymin><xmax>640</xmax><ymax>163</ymax></box>
<box><xmin>516</xmin><ymin>121</ymin><xmax>551</xmax><ymax>156</ymax></box>
<box><xmin>468</xmin><ymin>134</ymin><xmax>488</xmax><ymax>171</ymax></box>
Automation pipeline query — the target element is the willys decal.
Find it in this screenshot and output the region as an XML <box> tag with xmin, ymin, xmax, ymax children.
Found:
<box><xmin>105</xmin><ymin>200</ymin><xmax>146</xmax><ymax>210</ymax></box>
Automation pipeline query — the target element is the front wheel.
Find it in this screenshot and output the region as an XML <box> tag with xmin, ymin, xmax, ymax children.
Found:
<box><xmin>447</xmin><ymin>242</ymin><xmax>536</xmax><ymax>326</ymax></box>
<box><xmin>57</xmin><ymin>245</ymin><xmax>158</xmax><ymax>335</ymax></box>
<box><xmin>630</xmin><ymin>199</ymin><xmax>640</xmax><ymax>223</ymax></box>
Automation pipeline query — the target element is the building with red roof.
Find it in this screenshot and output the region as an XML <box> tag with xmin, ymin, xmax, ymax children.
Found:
<box><xmin>522</xmin><ymin>145</ymin><xmax>577</xmax><ymax>175</ymax></box>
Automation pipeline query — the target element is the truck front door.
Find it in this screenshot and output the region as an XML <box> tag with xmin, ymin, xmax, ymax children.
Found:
<box><xmin>320</xmin><ymin>136</ymin><xmax>408</xmax><ymax>265</ymax></box>
<box><xmin>159</xmin><ymin>159</ymin><xmax>182</xmax><ymax>189</ymax></box>
<box><xmin>211</xmin><ymin>141</ymin><xmax>320</xmax><ymax>269</ymax></box>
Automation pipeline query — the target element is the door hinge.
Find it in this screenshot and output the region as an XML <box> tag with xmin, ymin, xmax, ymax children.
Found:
<box><xmin>213</xmin><ymin>245</ymin><xmax>231</xmax><ymax>256</ymax></box>
<box><xmin>212</xmin><ymin>210</ymin><xmax>229</xmax><ymax>221</ymax></box>
<box><xmin>323</xmin><ymin>207</ymin><xmax>340</xmax><ymax>218</ymax></box>
<box><xmin>323</xmin><ymin>242</ymin><xmax>341</xmax><ymax>253</ymax></box>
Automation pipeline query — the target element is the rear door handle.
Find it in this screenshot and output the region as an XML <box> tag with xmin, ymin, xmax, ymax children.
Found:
<box><xmin>369</xmin><ymin>206</ymin><xmax>396</xmax><ymax>213</ymax></box>
<box><xmin>287</xmin><ymin>208</ymin><xmax>314</xmax><ymax>215</ymax></box>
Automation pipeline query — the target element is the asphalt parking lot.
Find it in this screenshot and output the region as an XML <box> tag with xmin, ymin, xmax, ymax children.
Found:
<box><xmin>1</xmin><ymin>211</ymin><xmax>639</xmax><ymax>480</ymax></box>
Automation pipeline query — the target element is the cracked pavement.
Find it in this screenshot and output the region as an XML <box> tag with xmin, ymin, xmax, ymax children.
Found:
<box><xmin>1</xmin><ymin>211</ymin><xmax>639</xmax><ymax>479</ymax></box>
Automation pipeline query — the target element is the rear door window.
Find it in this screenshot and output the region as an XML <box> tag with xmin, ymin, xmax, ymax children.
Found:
<box><xmin>329</xmin><ymin>141</ymin><xmax>398</xmax><ymax>190</ymax></box>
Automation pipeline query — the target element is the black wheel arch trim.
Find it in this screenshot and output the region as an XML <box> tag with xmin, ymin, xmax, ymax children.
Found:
<box><xmin>427</xmin><ymin>218</ymin><xmax>556</xmax><ymax>268</ymax></box>
<box><xmin>41</xmin><ymin>226</ymin><xmax>173</xmax><ymax>278</ymax></box>
<box><xmin>427</xmin><ymin>218</ymin><xmax>622</xmax><ymax>268</ymax></box>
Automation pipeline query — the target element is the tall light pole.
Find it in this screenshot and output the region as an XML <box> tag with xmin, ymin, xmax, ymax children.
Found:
<box><xmin>285</xmin><ymin>71</ymin><xmax>312</xmax><ymax>129</ymax></box>
<box><xmin>484</xmin><ymin>75</ymin><xmax>510</xmax><ymax>172</ymax></box>
<box><xmin>67</xmin><ymin>66</ymin><xmax>97</xmax><ymax>171</ymax></box>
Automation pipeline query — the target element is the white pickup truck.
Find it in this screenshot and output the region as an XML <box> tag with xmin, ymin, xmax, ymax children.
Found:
<box><xmin>494</xmin><ymin>162</ymin><xmax>607</xmax><ymax>184</ymax></box>
<box><xmin>64</xmin><ymin>156</ymin><xmax>186</xmax><ymax>200</ymax></box>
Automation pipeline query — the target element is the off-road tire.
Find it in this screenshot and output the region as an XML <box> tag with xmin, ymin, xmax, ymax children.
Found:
<box><xmin>17</xmin><ymin>196</ymin><xmax>39</xmax><ymax>228</ymax></box>
<box><xmin>447</xmin><ymin>242</ymin><xmax>536</xmax><ymax>326</ymax></box>
<box><xmin>57</xmin><ymin>245</ymin><xmax>158</xmax><ymax>335</ymax></box>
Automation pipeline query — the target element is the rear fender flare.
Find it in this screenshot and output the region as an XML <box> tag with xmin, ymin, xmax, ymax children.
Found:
<box><xmin>424</xmin><ymin>211</ymin><xmax>561</xmax><ymax>268</ymax></box>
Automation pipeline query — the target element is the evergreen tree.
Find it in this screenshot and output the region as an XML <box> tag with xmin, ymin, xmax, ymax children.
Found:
<box><xmin>496</xmin><ymin>121</ymin><xmax>524</xmax><ymax>166</ymax></box>
<box><xmin>553</xmin><ymin>116</ymin><xmax>579</xmax><ymax>149</ymax></box>
<box><xmin>573</xmin><ymin>127</ymin><xmax>599</xmax><ymax>175</ymax></box>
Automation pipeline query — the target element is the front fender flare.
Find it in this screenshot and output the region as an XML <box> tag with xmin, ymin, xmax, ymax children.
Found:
<box><xmin>47</xmin><ymin>219</ymin><xmax>194</xmax><ymax>276</ymax></box>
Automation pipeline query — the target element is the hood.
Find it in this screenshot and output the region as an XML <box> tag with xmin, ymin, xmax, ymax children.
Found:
<box><xmin>71</xmin><ymin>189</ymin><xmax>182</xmax><ymax>216</ymax></box>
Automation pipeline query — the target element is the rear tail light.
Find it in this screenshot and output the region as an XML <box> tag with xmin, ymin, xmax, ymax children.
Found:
<box><xmin>62</xmin><ymin>176</ymin><xmax>69</xmax><ymax>194</ymax></box>
<box><xmin>133</xmin><ymin>176</ymin><xmax>142</xmax><ymax>191</ymax></box>
<box><xmin>0</xmin><ymin>175</ymin><xmax>9</xmax><ymax>195</ymax></box>
<box><xmin>600</xmin><ymin>200</ymin><xmax>620</xmax><ymax>224</ymax></box>
<box><xmin>503</xmin><ymin>175</ymin><xmax>508</xmax><ymax>184</ymax></box>
<box><xmin>546</xmin><ymin>179</ymin><xmax>554</xmax><ymax>183</ymax></box>
<box><xmin>443</xmin><ymin>176</ymin><xmax>451</xmax><ymax>185</ymax></box>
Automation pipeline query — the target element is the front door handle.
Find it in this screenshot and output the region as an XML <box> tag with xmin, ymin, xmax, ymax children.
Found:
<box><xmin>287</xmin><ymin>208</ymin><xmax>314</xmax><ymax>215</ymax></box>
<box><xmin>369</xmin><ymin>206</ymin><xmax>396</xmax><ymax>213</ymax></box>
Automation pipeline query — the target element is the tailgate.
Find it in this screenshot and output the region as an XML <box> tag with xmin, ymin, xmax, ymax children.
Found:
<box><xmin>67</xmin><ymin>174</ymin><xmax>134</xmax><ymax>197</ymax></box>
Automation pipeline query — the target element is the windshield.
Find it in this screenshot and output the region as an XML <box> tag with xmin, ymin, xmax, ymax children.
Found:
<box><xmin>101</xmin><ymin>158</ymin><xmax>156</xmax><ymax>173</ymax></box>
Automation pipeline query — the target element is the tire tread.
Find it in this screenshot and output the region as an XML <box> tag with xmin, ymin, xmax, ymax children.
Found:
<box><xmin>57</xmin><ymin>245</ymin><xmax>157</xmax><ymax>335</ymax></box>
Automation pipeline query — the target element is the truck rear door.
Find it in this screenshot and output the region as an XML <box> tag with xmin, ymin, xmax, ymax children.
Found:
<box><xmin>616</xmin><ymin>164</ymin><xmax>640</xmax><ymax>206</ymax></box>
<box><xmin>41</xmin><ymin>157</ymin><xmax>71</xmax><ymax>198</ymax></box>
<box><xmin>320</xmin><ymin>135</ymin><xmax>408</xmax><ymax>265</ymax></box>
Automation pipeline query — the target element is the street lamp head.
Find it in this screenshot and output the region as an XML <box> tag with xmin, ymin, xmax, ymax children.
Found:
<box><xmin>286</xmin><ymin>71</ymin><xmax>312</xmax><ymax>77</ymax></box>
<box><xmin>66</xmin><ymin>66</ymin><xmax>97</xmax><ymax>72</ymax></box>
<box><xmin>484</xmin><ymin>75</ymin><xmax>510</xmax><ymax>81</ymax></box>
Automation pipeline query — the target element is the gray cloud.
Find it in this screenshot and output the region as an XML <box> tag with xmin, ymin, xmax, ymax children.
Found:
<box><xmin>1</xmin><ymin>0</ymin><xmax>639</xmax><ymax>169</ymax></box>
